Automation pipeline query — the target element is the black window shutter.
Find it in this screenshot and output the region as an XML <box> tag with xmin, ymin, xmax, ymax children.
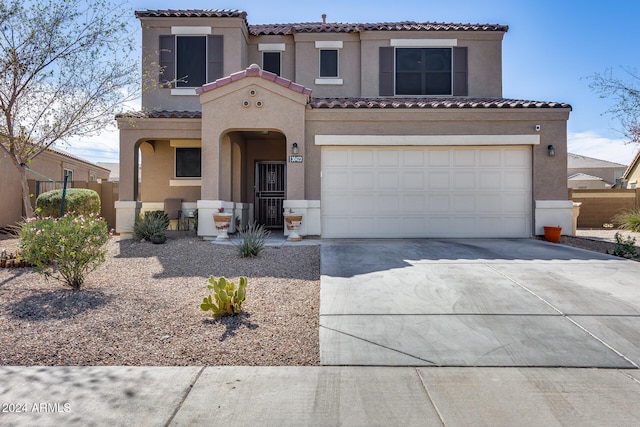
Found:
<box><xmin>159</xmin><ymin>35</ymin><xmax>175</xmax><ymax>87</ymax></box>
<box><xmin>452</xmin><ymin>46</ymin><xmax>468</xmax><ymax>96</ymax></box>
<box><xmin>379</xmin><ymin>46</ymin><xmax>394</xmax><ymax>96</ymax></box>
<box><xmin>208</xmin><ymin>35</ymin><xmax>224</xmax><ymax>83</ymax></box>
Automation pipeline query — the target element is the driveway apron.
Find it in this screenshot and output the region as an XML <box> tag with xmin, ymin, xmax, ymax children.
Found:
<box><xmin>320</xmin><ymin>238</ymin><xmax>640</xmax><ymax>367</ymax></box>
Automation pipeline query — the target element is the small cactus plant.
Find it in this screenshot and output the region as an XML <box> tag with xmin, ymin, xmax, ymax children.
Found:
<box><xmin>200</xmin><ymin>276</ymin><xmax>247</xmax><ymax>319</ymax></box>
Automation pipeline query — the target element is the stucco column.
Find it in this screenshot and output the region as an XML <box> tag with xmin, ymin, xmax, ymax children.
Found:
<box><xmin>201</xmin><ymin>126</ymin><xmax>221</xmax><ymax>200</ymax></box>
<box><xmin>118</xmin><ymin>130</ymin><xmax>139</xmax><ymax>201</ymax></box>
<box><xmin>286</xmin><ymin>133</ymin><xmax>305</xmax><ymax>200</ymax></box>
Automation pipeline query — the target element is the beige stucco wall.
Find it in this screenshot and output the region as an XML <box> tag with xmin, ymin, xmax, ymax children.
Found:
<box><xmin>199</xmin><ymin>76</ymin><xmax>308</xmax><ymax>201</ymax></box>
<box><xmin>567</xmin><ymin>166</ymin><xmax>625</xmax><ymax>186</ymax></box>
<box><xmin>0</xmin><ymin>154</ymin><xmax>24</xmax><ymax>227</ymax></box>
<box><xmin>138</xmin><ymin>140</ymin><xmax>201</xmax><ymax>202</ymax></box>
<box><xmin>117</xmin><ymin>117</ymin><xmax>203</xmax><ymax>201</ymax></box>
<box><xmin>359</xmin><ymin>30</ymin><xmax>505</xmax><ymax>98</ymax></box>
<box><xmin>139</xmin><ymin>16</ymin><xmax>250</xmax><ymax>111</ymax></box>
<box><xmin>303</xmin><ymin>108</ymin><xmax>571</xmax><ymax>201</ymax></box>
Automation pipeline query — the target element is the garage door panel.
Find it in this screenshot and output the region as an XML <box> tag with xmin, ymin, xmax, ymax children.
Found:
<box><xmin>352</xmin><ymin>150</ymin><xmax>374</xmax><ymax>166</ymax></box>
<box><xmin>428</xmin><ymin>194</ymin><xmax>451</xmax><ymax>212</ymax></box>
<box><xmin>322</xmin><ymin>146</ymin><xmax>531</xmax><ymax>238</ymax></box>
<box><xmin>428</xmin><ymin>171</ymin><xmax>450</xmax><ymax>189</ymax></box>
<box><xmin>353</xmin><ymin>171</ymin><xmax>375</xmax><ymax>190</ymax></box>
<box><xmin>403</xmin><ymin>150</ymin><xmax>426</xmax><ymax>167</ymax></box>
<box><xmin>378</xmin><ymin>194</ymin><xmax>400</xmax><ymax>212</ymax></box>
<box><xmin>378</xmin><ymin>171</ymin><xmax>400</xmax><ymax>190</ymax></box>
<box><xmin>453</xmin><ymin>171</ymin><xmax>476</xmax><ymax>190</ymax></box>
<box><xmin>324</xmin><ymin>171</ymin><xmax>349</xmax><ymax>190</ymax></box>
<box><xmin>454</xmin><ymin>150</ymin><xmax>476</xmax><ymax>166</ymax></box>
<box><xmin>378</xmin><ymin>150</ymin><xmax>400</xmax><ymax>167</ymax></box>
<box><xmin>428</xmin><ymin>150</ymin><xmax>450</xmax><ymax>167</ymax></box>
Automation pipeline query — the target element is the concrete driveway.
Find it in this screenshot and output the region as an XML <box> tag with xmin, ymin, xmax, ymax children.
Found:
<box><xmin>320</xmin><ymin>238</ymin><xmax>640</xmax><ymax>367</ymax></box>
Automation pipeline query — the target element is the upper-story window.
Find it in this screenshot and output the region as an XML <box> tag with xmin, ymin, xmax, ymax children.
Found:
<box><xmin>159</xmin><ymin>29</ymin><xmax>223</xmax><ymax>89</ymax></box>
<box><xmin>262</xmin><ymin>51</ymin><xmax>281</xmax><ymax>76</ymax></box>
<box><xmin>176</xmin><ymin>36</ymin><xmax>207</xmax><ymax>87</ymax></box>
<box><xmin>319</xmin><ymin>49</ymin><xmax>338</xmax><ymax>78</ymax></box>
<box><xmin>379</xmin><ymin>42</ymin><xmax>467</xmax><ymax>97</ymax></box>
<box><xmin>396</xmin><ymin>48</ymin><xmax>452</xmax><ymax>95</ymax></box>
<box><xmin>315</xmin><ymin>41</ymin><xmax>343</xmax><ymax>85</ymax></box>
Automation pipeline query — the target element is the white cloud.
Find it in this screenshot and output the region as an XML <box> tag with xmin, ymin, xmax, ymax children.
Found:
<box><xmin>568</xmin><ymin>131</ymin><xmax>639</xmax><ymax>165</ymax></box>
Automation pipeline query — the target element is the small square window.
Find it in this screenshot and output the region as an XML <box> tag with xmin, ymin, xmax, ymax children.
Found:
<box><xmin>176</xmin><ymin>148</ymin><xmax>201</xmax><ymax>178</ymax></box>
<box><xmin>262</xmin><ymin>51</ymin><xmax>281</xmax><ymax>76</ymax></box>
<box><xmin>319</xmin><ymin>49</ymin><xmax>338</xmax><ymax>78</ymax></box>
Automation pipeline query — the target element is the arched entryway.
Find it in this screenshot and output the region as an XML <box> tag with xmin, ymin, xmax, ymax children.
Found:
<box><xmin>225</xmin><ymin>130</ymin><xmax>287</xmax><ymax>229</ymax></box>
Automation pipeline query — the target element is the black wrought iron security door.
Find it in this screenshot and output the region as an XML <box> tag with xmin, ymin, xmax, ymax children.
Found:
<box><xmin>255</xmin><ymin>161</ymin><xmax>286</xmax><ymax>228</ymax></box>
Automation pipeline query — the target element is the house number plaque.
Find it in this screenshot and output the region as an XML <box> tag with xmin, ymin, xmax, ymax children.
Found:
<box><xmin>289</xmin><ymin>155</ymin><xmax>303</xmax><ymax>163</ymax></box>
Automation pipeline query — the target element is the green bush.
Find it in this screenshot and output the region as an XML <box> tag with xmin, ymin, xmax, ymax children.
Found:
<box><xmin>234</xmin><ymin>222</ymin><xmax>270</xmax><ymax>258</ymax></box>
<box><xmin>614</xmin><ymin>209</ymin><xmax>640</xmax><ymax>232</ymax></box>
<box><xmin>611</xmin><ymin>232</ymin><xmax>639</xmax><ymax>259</ymax></box>
<box><xmin>36</xmin><ymin>188</ymin><xmax>101</xmax><ymax>218</ymax></box>
<box><xmin>19</xmin><ymin>213</ymin><xmax>110</xmax><ymax>289</ymax></box>
<box><xmin>200</xmin><ymin>276</ymin><xmax>247</xmax><ymax>319</ymax></box>
<box><xmin>133</xmin><ymin>211</ymin><xmax>169</xmax><ymax>241</ymax></box>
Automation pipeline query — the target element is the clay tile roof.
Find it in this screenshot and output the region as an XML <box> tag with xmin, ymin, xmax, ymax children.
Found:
<box><xmin>310</xmin><ymin>97</ymin><xmax>572</xmax><ymax>109</ymax></box>
<box><xmin>249</xmin><ymin>21</ymin><xmax>508</xmax><ymax>35</ymax></box>
<box><xmin>134</xmin><ymin>9</ymin><xmax>247</xmax><ymax>19</ymax></box>
<box><xmin>116</xmin><ymin>110</ymin><xmax>202</xmax><ymax>119</ymax></box>
<box><xmin>197</xmin><ymin>64</ymin><xmax>313</xmax><ymax>97</ymax></box>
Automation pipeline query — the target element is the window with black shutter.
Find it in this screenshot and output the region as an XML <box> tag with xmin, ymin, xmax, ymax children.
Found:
<box><xmin>158</xmin><ymin>35</ymin><xmax>224</xmax><ymax>88</ymax></box>
<box><xmin>379</xmin><ymin>46</ymin><xmax>467</xmax><ymax>96</ymax></box>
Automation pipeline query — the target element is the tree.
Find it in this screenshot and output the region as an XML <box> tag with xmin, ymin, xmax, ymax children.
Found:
<box><xmin>589</xmin><ymin>67</ymin><xmax>640</xmax><ymax>145</ymax></box>
<box><xmin>0</xmin><ymin>0</ymin><xmax>137</xmax><ymax>218</ymax></box>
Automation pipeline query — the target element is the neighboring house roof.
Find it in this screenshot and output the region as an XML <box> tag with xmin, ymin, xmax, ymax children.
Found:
<box><xmin>96</xmin><ymin>162</ymin><xmax>119</xmax><ymax>181</ymax></box>
<box><xmin>567</xmin><ymin>152</ymin><xmax>627</xmax><ymax>169</ymax></box>
<box><xmin>568</xmin><ymin>173</ymin><xmax>603</xmax><ymax>181</ymax></box>
<box><xmin>47</xmin><ymin>146</ymin><xmax>111</xmax><ymax>174</ymax></box>
<box><xmin>134</xmin><ymin>9</ymin><xmax>509</xmax><ymax>34</ymax></box>
<box><xmin>623</xmin><ymin>150</ymin><xmax>640</xmax><ymax>179</ymax></box>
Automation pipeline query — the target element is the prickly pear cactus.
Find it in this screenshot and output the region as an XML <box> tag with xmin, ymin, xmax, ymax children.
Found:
<box><xmin>200</xmin><ymin>276</ymin><xmax>248</xmax><ymax>318</ymax></box>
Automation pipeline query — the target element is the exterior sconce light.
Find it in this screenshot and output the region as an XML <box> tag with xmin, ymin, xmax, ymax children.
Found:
<box><xmin>292</xmin><ymin>142</ymin><xmax>299</xmax><ymax>154</ymax></box>
<box><xmin>547</xmin><ymin>145</ymin><xmax>555</xmax><ymax>157</ymax></box>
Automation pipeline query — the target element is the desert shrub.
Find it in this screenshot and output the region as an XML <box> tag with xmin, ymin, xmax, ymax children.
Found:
<box><xmin>19</xmin><ymin>213</ymin><xmax>110</xmax><ymax>289</ymax></box>
<box><xmin>614</xmin><ymin>209</ymin><xmax>640</xmax><ymax>232</ymax></box>
<box><xmin>610</xmin><ymin>232</ymin><xmax>639</xmax><ymax>259</ymax></box>
<box><xmin>235</xmin><ymin>222</ymin><xmax>270</xmax><ymax>258</ymax></box>
<box><xmin>36</xmin><ymin>188</ymin><xmax>100</xmax><ymax>218</ymax></box>
<box><xmin>200</xmin><ymin>276</ymin><xmax>247</xmax><ymax>319</ymax></box>
<box><xmin>133</xmin><ymin>210</ymin><xmax>169</xmax><ymax>240</ymax></box>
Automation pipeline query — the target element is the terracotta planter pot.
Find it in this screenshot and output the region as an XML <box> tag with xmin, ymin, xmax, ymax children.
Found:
<box><xmin>213</xmin><ymin>212</ymin><xmax>233</xmax><ymax>241</ymax></box>
<box><xmin>543</xmin><ymin>226</ymin><xmax>562</xmax><ymax>243</ymax></box>
<box><xmin>283</xmin><ymin>213</ymin><xmax>303</xmax><ymax>242</ymax></box>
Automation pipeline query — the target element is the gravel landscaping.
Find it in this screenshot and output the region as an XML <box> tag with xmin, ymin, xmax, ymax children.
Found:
<box><xmin>0</xmin><ymin>236</ymin><xmax>320</xmax><ymax>366</ymax></box>
<box><xmin>1</xmin><ymin>230</ymin><xmax>637</xmax><ymax>367</ymax></box>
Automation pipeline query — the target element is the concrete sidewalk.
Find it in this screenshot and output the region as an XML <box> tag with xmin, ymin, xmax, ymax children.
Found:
<box><xmin>2</xmin><ymin>366</ymin><xmax>640</xmax><ymax>426</ymax></box>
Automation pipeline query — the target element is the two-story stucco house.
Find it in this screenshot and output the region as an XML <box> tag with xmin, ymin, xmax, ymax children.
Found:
<box><xmin>115</xmin><ymin>9</ymin><xmax>573</xmax><ymax>239</ymax></box>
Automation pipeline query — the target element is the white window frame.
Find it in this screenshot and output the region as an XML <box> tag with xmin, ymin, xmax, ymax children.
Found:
<box><xmin>315</xmin><ymin>41</ymin><xmax>343</xmax><ymax>85</ymax></box>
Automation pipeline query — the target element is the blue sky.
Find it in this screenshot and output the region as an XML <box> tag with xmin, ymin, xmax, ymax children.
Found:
<box><xmin>61</xmin><ymin>0</ymin><xmax>640</xmax><ymax>165</ymax></box>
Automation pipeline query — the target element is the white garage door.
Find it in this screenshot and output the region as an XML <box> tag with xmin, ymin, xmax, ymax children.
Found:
<box><xmin>321</xmin><ymin>146</ymin><xmax>532</xmax><ymax>238</ymax></box>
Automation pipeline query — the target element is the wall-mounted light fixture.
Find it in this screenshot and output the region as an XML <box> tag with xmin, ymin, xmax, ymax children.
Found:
<box><xmin>547</xmin><ymin>144</ymin><xmax>555</xmax><ymax>157</ymax></box>
<box><xmin>292</xmin><ymin>142</ymin><xmax>299</xmax><ymax>154</ymax></box>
